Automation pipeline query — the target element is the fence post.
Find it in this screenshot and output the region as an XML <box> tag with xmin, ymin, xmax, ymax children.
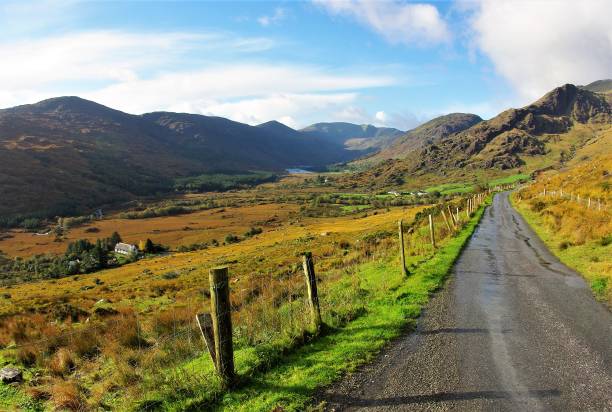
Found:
<box><xmin>456</xmin><ymin>207</ymin><xmax>460</xmax><ymax>224</ymax></box>
<box><xmin>209</xmin><ymin>267</ymin><xmax>235</xmax><ymax>387</ymax></box>
<box><xmin>398</xmin><ymin>220</ymin><xmax>408</xmax><ymax>276</ymax></box>
<box><xmin>196</xmin><ymin>313</ymin><xmax>216</xmax><ymax>365</ymax></box>
<box><xmin>302</xmin><ymin>252</ymin><xmax>322</xmax><ymax>332</ymax></box>
<box><xmin>428</xmin><ymin>214</ymin><xmax>436</xmax><ymax>249</ymax></box>
<box><xmin>588</xmin><ymin>197</ymin><xmax>591</xmax><ymax>209</ymax></box>
<box><xmin>441</xmin><ymin>209</ymin><xmax>453</xmax><ymax>233</ymax></box>
<box><xmin>447</xmin><ymin>205</ymin><xmax>457</xmax><ymax>228</ymax></box>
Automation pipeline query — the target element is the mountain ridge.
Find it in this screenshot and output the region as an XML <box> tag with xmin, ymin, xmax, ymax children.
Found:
<box><xmin>0</xmin><ymin>97</ymin><xmax>370</xmax><ymax>221</ymax></box>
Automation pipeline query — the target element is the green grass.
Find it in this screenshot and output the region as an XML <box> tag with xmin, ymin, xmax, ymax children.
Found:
<box><xmin>340</xmin><ymin>205</ymin><xmax>372</xmax><ymax>212</ymax></box>
<box><xmin>488</xmin><ymin>173</ymin><xmax>530</xmax><ymax>187</ymax></box>
<box><xmin>134</xmin><ymin>202</ymin><xmax>489</xmax><ymax>411</ymax></box>
<box><xmin>0</xmin><ymin>353</ymin><xmax>44</xmax><ymax>412</ymax></box>
<box><xmin>425</xmin><ymin>182</ymin><xmax>474</xmax><ymax>195</ymax></box>
<box><xmin>511</xmin><ymin>196</ymin><xmax>611</xmax><ymax>303</ymax></box>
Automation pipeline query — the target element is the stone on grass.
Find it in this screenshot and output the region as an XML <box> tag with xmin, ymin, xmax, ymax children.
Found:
<box><xmin>0</xmin><ymin>367</ymin><xmax>23</xmax><ymax>384</ymax></box>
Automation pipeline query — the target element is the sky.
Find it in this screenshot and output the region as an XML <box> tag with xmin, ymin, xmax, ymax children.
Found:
<box><xmin>0</xmin><ymin>0</ymin><xmax>611</xmax><ymax>130</ymax></box>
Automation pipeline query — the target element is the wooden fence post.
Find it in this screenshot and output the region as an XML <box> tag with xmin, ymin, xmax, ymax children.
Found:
<box><xmin>196</xmin><ymin>313</ymin><xmax>216</xmax><ymax>365</ymax></box>
<box><xmin>447</xmin><ymin>205</ymin><xmax>457</xmax><ymax>228</ymax></box>
<box><xmin>398</xmin><ymin>220</ymin><xmax>408</xmax><ymax>276</ymax></box>
<box><xmin>441</xmin><ymin>209</ymin><xmax>453</xmax><ymax>233</ymax></box>
<box><xmin>428</xmin><ymin>214</ymin><xmax>436</xmax><ymax>249</ymax></box>
<box><xmin>588</xmin><ymin>197</ymin><xmax>591</xmax><ymax>209</ymax></box>
<box><xmin>456</xmin><ymin>207</ymin><xmax>460</xmax><ymax>224</ymax></box>
<box><xmin>209</xmin><ymin>267</ymin><xmax>235</xmax><ymax>387</ymax></box>
<box><xmin>302</xmin><ymin>252</ymin><xmax>322</xmax><ymax>332</ymax></box>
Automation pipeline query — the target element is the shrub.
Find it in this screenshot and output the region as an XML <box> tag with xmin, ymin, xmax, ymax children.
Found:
<box><xmin>244</xmin><ymin>227</ymin><xmax>263</xmax><ymax>238</ymax></box>
<box><xmin>17</xmin><ymin>347</ymin><xmax>37</xmax><ymax>367</ymax></box>
<box><xmin>49</xmin><ymin>348</ymin><xmax>75</xmax><ymax>376</ymax></box>
<box><xmin>531</xmin><ymin>201</ymin><xmax>546</xmax><ymax>212</ymax></box>
<box><xmin>50</xmin><ymin>380</ymin><xmax>84</xmax><ymax>411</ymax></box>
<box><xmin>225</xmin><ymin>234</ymin><xmax>240</xmax><ymax>244</ymax></box>
<box><xmin>70</xmin><ymin>329</ymin><xmax>100</xmax><ymax>358</ymax></box>
<box><xmin>600</xmin><ymin>235</ymin><xmax>612</xmax><ymax>247</ymax></box>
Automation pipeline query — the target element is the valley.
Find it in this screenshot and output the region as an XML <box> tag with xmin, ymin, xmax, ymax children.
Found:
<box><xmin>0</xmin><ymin>80</ymin><xmax>610</xmax><ymax>411</ymax></box>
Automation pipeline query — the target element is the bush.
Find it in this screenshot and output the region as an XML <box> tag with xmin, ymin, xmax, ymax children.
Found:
<box><xmin>49</xmin><ymin>348</ymin><xmax>75</xmax><ymax>376</ymax></box>
<box><xmin>531</xmin><ymin>201</ymin><xmax>546</xmax><ymax>212</ymax></box>
<box><xmin>225</xmin><ymin>234</ymin><xmax>240</xmax><ymax>244</ymax></box>
<box><xmin>244</xmin><ymin>227</ymin><xmax>263</xmax><ymax>237</ymax></box>
<box><xmin>600</xmin><ymin>235</ymin><xmax>612</xmax><ymax>247</ymax></box>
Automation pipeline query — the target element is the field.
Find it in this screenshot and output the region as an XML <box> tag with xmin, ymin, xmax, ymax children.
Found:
<box><xmin>0</xmin><ymin>171</ymin><xmax>489</xmax><ymax>410</ymax></box>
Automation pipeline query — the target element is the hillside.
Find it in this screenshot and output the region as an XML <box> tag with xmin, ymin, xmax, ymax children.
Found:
<box><xmin>370</xmin><ymin>113</ymin><xmax>482</xmax><ymax>160</ymax></box>
<box><xmin>580</xmin><ymin>79</ymin><xmax>612</xmax><ymax>94</ymax></box>
<box><xmin>300</xmin><ymin>122</ymin><xmax>404</xmax><ymax>151</ymax></box>
<box><xmin>0</xmin><ymin>97</ymin><xmax>359</xmax><ymax>223</ymax></box>
<box><xmin>341</xmin><ymin>83</ymin><xmax>612</xmax><ymax>188</ymax></box>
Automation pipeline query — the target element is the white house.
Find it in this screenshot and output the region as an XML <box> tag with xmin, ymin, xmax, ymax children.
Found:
<box><xmin>114</xmin><ymin>242</ymin><xmax>138</xmax><ymax>255</ymax></box>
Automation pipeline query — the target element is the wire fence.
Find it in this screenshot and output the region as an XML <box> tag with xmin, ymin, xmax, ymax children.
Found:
<box><xmin>0</xmin><ymin>188</ymin><xmax>497</xmax><ymax>409</ymax></box>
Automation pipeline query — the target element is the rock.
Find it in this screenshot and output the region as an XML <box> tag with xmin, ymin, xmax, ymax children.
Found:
<box><xmin>0</xmin><ymin>367</ymin><xmax>22</xmax><ymax>384</ymax></box>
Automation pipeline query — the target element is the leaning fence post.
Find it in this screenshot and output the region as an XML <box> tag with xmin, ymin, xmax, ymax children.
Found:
<box><xmin>196</xmin><ymin>313</ymin><xmax>216</xmax><ymax>365</ymax></box>
<box><xmin>398</xmin><ymin>220</ymin><xmax>408</xmax><ymax>276</ymax></box>
<box><xmin>209</xmin><ymin>267</ymin><xmax>235</xmax><ymax>387</ymax></box>
<box><xmin>441</xmin><ymin>209</ymin><xmax>453</xmax><ymax>233</ymax></box>
<box><xmin>428</xmin><ymin>214</ymin><xmax>436</xmax><ymax>249</ymax></box>
<box><xmin>447</xmin><ymin>205</ymin><xmax>457</xmax><ymax>228</ymax></box>
<box><xmin>302</xmin><ymin>252</ymin><xmax>322</xmax><ymax>332</ymax></box>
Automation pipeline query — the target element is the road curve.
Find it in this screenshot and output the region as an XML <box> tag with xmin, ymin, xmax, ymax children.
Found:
<box><xmin>319</xmin><ymin>192</ymin><xmax>612</xmax><ymax>411</ymax></box>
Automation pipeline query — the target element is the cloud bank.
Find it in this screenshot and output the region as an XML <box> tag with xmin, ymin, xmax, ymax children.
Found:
<box><xmin>468</xmin><ymin>0</ymin><xmax>612</xmax><ymax>100</ymax></box>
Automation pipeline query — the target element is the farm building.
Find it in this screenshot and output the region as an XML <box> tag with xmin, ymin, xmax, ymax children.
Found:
<box><xmin>114</xmin><ymin>242</ymin><xmax>138</xmax><ymax>255</ymax></box>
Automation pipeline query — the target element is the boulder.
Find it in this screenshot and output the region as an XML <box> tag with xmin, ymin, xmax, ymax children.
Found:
<box><xmin>0</xmin><ymin>367</ymin><xmax>22</xmax><ymax>384</ymax></box>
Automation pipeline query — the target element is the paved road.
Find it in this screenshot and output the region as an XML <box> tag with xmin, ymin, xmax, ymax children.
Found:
<box><xmin>319</xmin><ymin>192</ymin><xmax>612</xmax><ymax>411</ymax></box>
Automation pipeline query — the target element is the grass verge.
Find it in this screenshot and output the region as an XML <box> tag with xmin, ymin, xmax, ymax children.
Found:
<box><xmin>510</xmin><ymin>196</ymin><xmax>611</xmax><ymax>305</ymax></box>
<box><xmin>141</xmin><ymin>201</ymin><xmax>488</xmax><ymax>411</ymax></box>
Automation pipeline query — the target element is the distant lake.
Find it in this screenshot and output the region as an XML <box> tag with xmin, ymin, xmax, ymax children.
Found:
<box><xmin>286</xmin><ymin>168</ymin><xmax>314</xmax><ymax>174</ymax></box>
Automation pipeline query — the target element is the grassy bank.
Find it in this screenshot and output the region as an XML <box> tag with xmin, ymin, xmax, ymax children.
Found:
<box><xmin>142</xmin><ymin>201</ymin><xmax>488</xmax><ymax>411</ymax></box>
<box><xmin>511</xmin><ymin>196</ymin><xmax>611</xmax><ymax>305</ymax></box>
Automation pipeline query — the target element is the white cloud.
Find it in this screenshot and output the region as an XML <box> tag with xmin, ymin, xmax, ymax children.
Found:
<box><xmin>314</xmin><ymin>0</ymin><xmax>450</xmax><ymax>45</ymax></box>
<box><xmin>468</xmin><ymin>0</ymin><xmax>612</xmax><ymax>100</ymax></box>
<box><xmin>258</xmin><ymin>8</ymin><xmax>287</xmax><ymax>27</ymax></box>
<box><xmin>0</xmin><ymin>30</ymin><xmax>395</xmax><ymax>128</ymax></box>
<box><xmin>331</xmin><ymin>106</ymin><xmax>421</xmax><ymax>130</ymax></box>
<box><xmin>375</xmin><ymin>110</ymin><xmax>387</xmax><ymax>123</ymax></box>
<box><xmin>86</xmin><ymin>64</ymin><xmax>393</xmax><ymax>117</ymax></box>
<box><xmin>199</xmin><ymin>93</ymin><xmax>358</xmax><ymax>129</ymax></box>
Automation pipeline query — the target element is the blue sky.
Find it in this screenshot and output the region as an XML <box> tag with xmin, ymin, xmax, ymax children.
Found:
<box><xmin>0</xmin><ymin>0</ymin><xmax>610</xmax><ymax>129</ymax></box>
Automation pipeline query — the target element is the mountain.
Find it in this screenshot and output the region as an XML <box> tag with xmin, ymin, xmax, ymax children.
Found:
<box><xmin>369</xmin><ymin>113</ymin><xmax>482</xmax><ymax>160</ymax></box>
<box><xmin>579</xmin><ymin>79</ymin><xmax>612</xmax><ymax>94</ymax></box>
<box><xmin>300</xmin><ymin>122</ymin><xmax>404</xmax><ymax>151</ymax></box>
<box><xmin>0</xmin><ymin>97</ymin><xmax>360</xmax><ymax>222</ymax></box>
<box><xmin>341</xmin><ymin>83</ymin><xmax>611</xmax><ymax>188</ymax></box>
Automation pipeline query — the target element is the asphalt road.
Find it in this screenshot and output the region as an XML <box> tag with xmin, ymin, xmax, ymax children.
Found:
<box><xmin>319</xmin><ymin>192</ymin><xmax>612</xmax><ymax>411</ymax></box>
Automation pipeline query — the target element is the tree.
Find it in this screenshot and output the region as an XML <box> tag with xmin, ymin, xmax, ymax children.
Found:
<box><xmin>144</xmin><ymin>238</ymin><xmax>155</xmax><ymax>253</ymax></box>
<box><xmin>109</xmin><ymin>232</ymin><xmax>122</xmax><ymax>248</ymax></box>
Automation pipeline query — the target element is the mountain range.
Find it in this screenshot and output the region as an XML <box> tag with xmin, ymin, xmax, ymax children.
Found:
<box><xmin>1</xmin><ymin>80</ymin><xmax>610</xmax><ymax>222</ymax></box>
<box><xmin>0</xmin><ymin>97</ymin><xmax>398</xmax><ymax>220</ymax></box>
<box><xmin>343</xmin><ymin>81</ymin><xmax>611</xmax><ymax>187</ymax></box>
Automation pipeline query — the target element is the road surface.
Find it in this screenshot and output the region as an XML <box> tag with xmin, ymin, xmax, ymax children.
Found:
<box><xmin>319</xmin><ymin>192</ymin><xmax>612</xmax><ymax>411</ymax></box>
